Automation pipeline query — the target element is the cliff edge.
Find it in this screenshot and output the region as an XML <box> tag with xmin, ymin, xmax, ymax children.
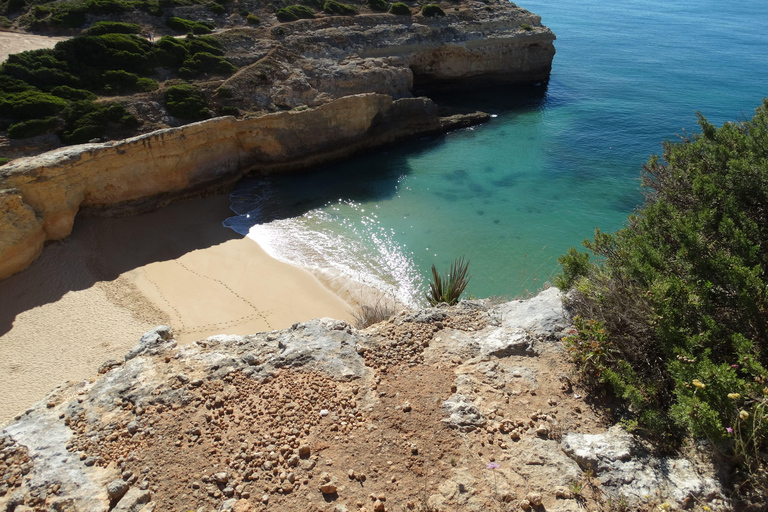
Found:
<box><xmin>0</xmin><ymin>289</ymin><xmax>729</xmax><ymax>512</ymax></box>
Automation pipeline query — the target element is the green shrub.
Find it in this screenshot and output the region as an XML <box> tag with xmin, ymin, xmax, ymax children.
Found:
<box><xmin>164</xmin><ymin>84</ymin><xmax>209</xmax><ymax>119</ymax></box>
<box><xmin>220</xmin><ymin>105</ymin><xmax>238</xmax><ymax>116</ymax></box>
<box><xmin>275</xmin><ymin>4</ymin><xmax>314</xmax><ymax>21</ymax></box>
<box><xmin>60</xmin><ymin>100</ymin><xmax>136</xmax><ymax>144</ymax></box>
<box><xmin>0</xmin><ymin>158</ymin><xmax>10</xmax><ymax>166</ymax></box>
<box><xmin>246</xmin><ymin>13</ymin><xmax>260</xmax><ymax>24</ymax></box>
<box><xmin>420</xmin><ymin>3</ymin><xmax>443</xmax><ymax>16</ymax></box>
<box><xmin>520</xmin><ymin>22</ymin><xmax>532</xmax><ymax>31</ymax></box>
<box><xmin>185</xmin><ymin>35</ymin><xmax>224</xmax><ymax>55</ymax></box>
<box><xmin>166</xmin><ymin>16</ymin><xmax>213</xmax><ymax>34</ymax></box>
<box><xmin>0</xmin><ymin>90</ymin><xmax>67</xmax><ymax>119</ymax></box>
<box><xmin>323</xmin><ymin>0</ymin><xmax>357</xmax><ymax>15</ymax></box>
<box><xmin>388</xmin><ymin>2</ymin><xmax>409</xmax><ymax>15</ymax></box>
<box><xmin>50</xmin><ymin>85</ymin><xmax>96</xmax><ymax>101</ymax></box>
<box><xmin>0</xmin><ymin>16</ymin><xmax>13</xmax><ymax>27</ymax></box>
<box><xmin>178</xmin><ymin>52</ymin><xmax>236</xmax><ymax>78</ymax></box>
<box><xmin>101</xmin><ymin>70</ymin><xmax>158</xmax><ymax>93</ymax></box>
<box><xmin>215</xmin><ymin>86</ymin><xmax>233</xmax><ymax>97</ymax></box>
<box><xmin>7</xmin><ymin>116</ymin><xmax>59</xmax><ymax>138</ymax></box>
<box><xmin>84</xmin><ymin>21</ymin><xmax>141</xmax><ymax>35</ymax></box>
<box><xmin>207</xmin><ymin>1</ymin><xmax>225</xmax><ymax>13</ymax></box>
<box><xmin>426</xmin><ymin>256</ymin><xmax>471</xmax><ymax>306</ymax></box>
<box><xmin>557</xmin><ymin>100</ymin><xmax>768</xmax><ymax>451</ymax></box>
<box><xmin>367</xmin><ymin>0</ymin><xmax>388</xmax><ymax>12</ymax></box>
<box><xmin>152</xmin><ymin>35</ymin><xmax>190</xmax><ymax>67</ymax></box>
<box><xmin>83</xmin><ymin>0</ymin><xmax>136</xmax><ymax>14</ymax></box>
<box><xmin>0</xmin><ymin>75</ymin><xmax>34</xmax><ymax>93</ymax></box>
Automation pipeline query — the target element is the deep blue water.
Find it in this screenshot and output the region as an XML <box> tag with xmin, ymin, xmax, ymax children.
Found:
<box><xmin>224</xmin><ymin>0</ymin><xmax>768</xmax><ymax>306</ymax></box>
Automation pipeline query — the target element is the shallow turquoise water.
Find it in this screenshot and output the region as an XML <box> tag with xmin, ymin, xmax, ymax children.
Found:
<box><xmin>225</xmin><ymin>0</ymin><xmax>768</xmax><ymax>305</ymax></box>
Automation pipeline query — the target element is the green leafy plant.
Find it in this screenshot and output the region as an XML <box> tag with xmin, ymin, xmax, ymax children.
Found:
<box><xmin>7</xmin><ymin>116</ymin><xmax>59</xmax><ymax>138</ymax></box>
<box><xmin>556</xmin><ymin>100</ymin><xmax>768</xmax><ymax>460</ymax></box>
<box><xmin>166</xmin><ymin>16</ymin><xmax>213</xmax><ymax>34</ymax></box>
<box><xmin>388</xmin><ymin>2</ymin><xmax>409</xmax><ymax>15</ymax></box>
<box><xmin>323</xmin><ymin>0</ymin><xmax>357</xmax><ymax>15</ymax></box>
<box><xmin>520</xmin><ymin>22</ymin><xmax>532</xmax><ymax>31</ymax></box>
<box><xmin>420</xmin><ymin>3</ymin><xmax>444</xmax><ymax>16</ymax></box>
<box><xmin>0</xmin><ymin>157</ymin><xmax>10</xmax><ymax>166</ymax></box>
<box><xmin>164</xmin><ymin>83</ymin><xmax>209</xmax><ymax>120</ymax></box>
<box><xmin>367</xmin><ymin>0</ymin><xmax>388</xmax><ymax>12</ymax></box>
<box><xmin>83</xmin><ymin>21</ymin><xmax>141</xmax><ymax>35</ymax></box>
<box><xmin>276</xmin><ymin>4</ymin><xmax>315</xmax><ymax>21</ymax></box>
<box><xmin>426</xmin><ymin>256</ymin><xmax>471</xmax><ymax>306</ymax></box>
<box><xmin>246</xmin><ymin>13</ymin><xmax>260</xmax><ymax>24</ymax></box>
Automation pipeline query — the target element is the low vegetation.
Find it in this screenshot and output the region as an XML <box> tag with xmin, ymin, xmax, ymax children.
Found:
<box><xmin>275</xmin><ymin>4</ymin><xmax>315</xmax><ymax>22</ymax></box>
<box><xmin>164</xmin><ymin>83</ymin><xmax>209</xmax><ymax>120</ymax></box>
<box><xmin>323</xmin><ymin>0</ymin><xmax>357</xmax><ymax>15</ymax></box>
<box><xmin>367</xmin><ymin>0</ymin><xmax>388</xmax><ymax>12</ymax></box>
<box><xmin>556</xmin><ymin>100</ymin><xmax>768</xmax><ymax>502</ymax></box>
<box><xmin>388</xmin><ymin>2</ymin><xmax>410</xmax><ymax>15</ymax></box>
<box><xmin>426</xmin><ymin>256</ymin><xmax>471</xmax><ymax>306</ymax></box>
<box><xmin>0</xmin><ymin>30</ymin><xmax>236</xmax><ymax>143</ymax></box>
<box><xmin>420</xmin><ymin>3</ymin><xmax>444</xmax><ymax>16</ymax></box>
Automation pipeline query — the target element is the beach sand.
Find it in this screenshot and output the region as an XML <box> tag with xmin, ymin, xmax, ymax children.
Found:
<box><xmin>0</xmin><ymin>31</ymin><xmax>69</xmax><ymax>63</ymax></box>
<box><xmin>0</xmin><ymin>194</ymin><xmax>353</xmax><ymax>426</ymax></box>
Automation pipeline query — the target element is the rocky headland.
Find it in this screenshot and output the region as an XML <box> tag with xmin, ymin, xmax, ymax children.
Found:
<box><xmin>0</xmin><ymin>288</ymin><xmax>730</xmax><ymax>512</ymax></box>
<box><xmin>0</xmin><ymin>0</ymin><xmax>554</xmax><ymax>281</ymax></box>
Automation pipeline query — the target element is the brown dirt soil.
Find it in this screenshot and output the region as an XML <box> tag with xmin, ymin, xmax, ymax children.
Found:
<box><xmin>54</xmin><ymin>315</ymin><xmax>612</xmax><ymax>512</ymax></box>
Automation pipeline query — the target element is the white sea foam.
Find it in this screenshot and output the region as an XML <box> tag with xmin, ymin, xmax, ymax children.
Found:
<box><xmin>243</xmin><ymin>200</ymin><xmax>425</xmax><ymax>309</ymax></box>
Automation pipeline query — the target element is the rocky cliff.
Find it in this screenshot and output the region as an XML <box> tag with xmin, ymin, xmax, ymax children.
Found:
<box><xmin>0</xmin><ymin>0</ymin><xmax>554</xmax><ymax>280</ymax></box>
<box><xmin>0</xmin><ymin>289</ymin><xmax>729</xmax><ymax>512</ymax></box>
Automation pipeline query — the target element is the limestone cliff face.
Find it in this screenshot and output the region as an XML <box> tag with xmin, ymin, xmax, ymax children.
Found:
<box><xmin>219</xmin><ymin>1</ymin><xmax>556</xmax><ymax>110</ymax></box>
<box><xmin>0</xmin><ymin>94</ymin><xmax>445</xmax><ymax>274</ymax></box>
<box><xmin>0</xmin><ymin>0</ymin><xmax>555</xmax><ymax>280</ymax></box>
<box><xmin>0</xmin><ymin>189</ymin><xmax>45</xmax><ymax>281</ymax></box>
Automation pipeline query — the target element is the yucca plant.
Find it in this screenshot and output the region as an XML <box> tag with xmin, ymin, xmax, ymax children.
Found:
<box><xmin>426</xmin><ymin>256</ymin><xmax>471</xmax><ymax>306</ymax></box>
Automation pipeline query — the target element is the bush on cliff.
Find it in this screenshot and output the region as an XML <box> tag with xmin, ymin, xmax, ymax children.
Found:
<box><xmin>420</xmin><ymin>3</ymin><xmax>444</xmax><ymax>16</ymax></box>
<box><xmin>7</xmin><ymin>116</ymin><xmax>59</xmax><ymax>138</ymax></box>
<box><xmin>276</xmin><ymin>4</ymin><xmax>315</xmax><ymax>21</ymax></box>
<box><xmin>164</xmin><ymin>83</ymin><xmax>209</xmax><ymax>120</ymax></box>
<box><xmin>556</xmin><ymin>100</ymin><xmax>768</xmax><ymax>458</ymax></box>
<box><xmin>0</xmin><ymin>90</ymin><xmax>67</xmax><ymax>118</ymax></box>
<box><xmin>83</xmin><ymin>21</ymin><xmax>141</xmax><ymax>35</ymax></box>
<box><xmin>60</xmin><ymin>100</ymin><xmax>138</xmax><ymax>144</ymax></box>
<box><xmin>166</xmin><ymin>16</ymin><xmax>213</xmax><ymax>34</ymax></box>
<box><xmin>367</xmin><ymin>0</ymin><xmax>388</xmax><ymax>11</ymax></box>
<box><xmin>178</xmin><ymin>51</ymin><xmax>236</xmax><ymax>78</ymax></box>
<box><xmin>323</xmin><ymin>0</ymin><xmax>357</xmax><ymax>15</ymax></box>
<box><xmin>388</xmin><ymin>2</ymin><xmax>409</xmax><ymax>15</ymax></box>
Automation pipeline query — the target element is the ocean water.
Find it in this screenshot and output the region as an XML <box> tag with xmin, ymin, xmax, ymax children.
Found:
<box><xmin>224</xmin><ymin>0</ymin><xmax>768</xmax><ymax>306</ymax></box>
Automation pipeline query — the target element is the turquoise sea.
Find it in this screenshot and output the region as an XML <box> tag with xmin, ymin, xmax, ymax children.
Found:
<box><xmin>224</xmin><ymin>0</ymin><xmax>768</xmax><ymax>306</ymax></box>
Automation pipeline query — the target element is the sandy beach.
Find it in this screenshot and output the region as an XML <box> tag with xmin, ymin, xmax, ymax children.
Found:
<box><xmin>0</xmin><ymin>31</ymin><xmax>68</xmax><ymax>63</ymax></box>
<box><xmin>0</xmin><ymin>194</ymin><xmax>353</xmax><ymax>426</ymax></box>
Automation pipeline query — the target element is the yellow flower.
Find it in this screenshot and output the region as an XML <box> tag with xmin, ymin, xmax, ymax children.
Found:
<box><xmin>692</xmin><ymin>379</ymin><xmax>705</xmax><ymax>389</ymax></box>
<box><xmin>728</xmin><ymin>393</ymin><xmax>741</xmax><ymax>400</ymax></box>
<box><xmin>657</xmin><ymin>503</ymin><xmax>671</xmax><ymax>512</ymax></box>
<box><xmin>740</xmin><ymin>410</ymin><xmax>750</xmax><ymax>420</ymax></box>
<box><xmin>703</xmin><ymin>507</ymin><xmax>711</xmax><ymax>512</ymax></box>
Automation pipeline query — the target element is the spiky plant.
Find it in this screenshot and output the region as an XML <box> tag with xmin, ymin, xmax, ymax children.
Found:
<box><xmin>426</xmin><ymin>256</ymin><xmax>471</xmax><ymax>306</ymax></box>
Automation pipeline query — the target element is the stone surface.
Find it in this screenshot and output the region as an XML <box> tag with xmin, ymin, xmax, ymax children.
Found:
<box><xmin>562</xmin><ymin>425</ymin><xmax>726</xmax><ymax>507</ymax></box>
<box><xmin>0</xmin><ymin>189</ymin><xmax>44</xmax><ymax>280</ymax></box>
<box><xmin>0</xmin><ymin>290</ymin><xmax>731</xmax><ymax>511</ymax></box>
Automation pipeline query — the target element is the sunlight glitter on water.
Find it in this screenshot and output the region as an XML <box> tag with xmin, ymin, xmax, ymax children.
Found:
<box><xmin>236</xmin><ymin>199</ymin><xmax>426</xmax><ymax>308</ymax></box>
